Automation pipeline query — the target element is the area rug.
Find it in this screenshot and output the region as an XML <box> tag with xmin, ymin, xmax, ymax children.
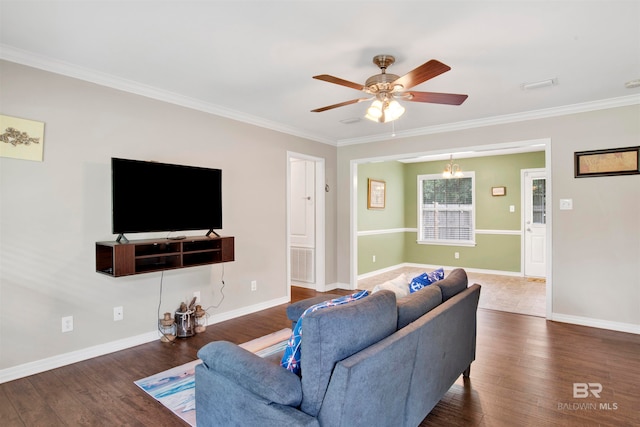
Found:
<box><xmin>134</xmin><ymin>328</ymin><xmax>292</xmax><ymax>426</ymax></box>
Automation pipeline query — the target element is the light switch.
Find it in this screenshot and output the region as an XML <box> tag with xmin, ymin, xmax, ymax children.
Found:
<box><xmin>559</xmin><ymin>199</ymin><xmax>573</xmax><ymax>210</ymax></box>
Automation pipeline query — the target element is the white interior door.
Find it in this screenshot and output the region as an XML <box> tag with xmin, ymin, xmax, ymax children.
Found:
<box><xmin>290</xmin><ymin>158</ymin><xmax>315</xmax><ymax>284</ymax></box>
<box><xmin>524</xmin><ymin>169</ymin><xmax>546</xmax><ymax>277</ymax></box>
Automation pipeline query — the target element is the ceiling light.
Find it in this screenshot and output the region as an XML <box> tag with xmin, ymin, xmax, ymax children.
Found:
<box><xmin>443</xmin><ymin>155</ymin><xmax>463</xmax><ymax>178</ymax></box>
<box><xmin>625</xmin><ymin>79</ymin><xmax>640</xmax><ymax>89</ymax></box>
<box><xmin>521</xmin><ymin>78</ymin><xmax>557</xmax><ymax>90</ymax></box>
<box><xmin>365</xmin><ymin>99</ymin><xmax>405</xmax><ymax>123</ymax></box>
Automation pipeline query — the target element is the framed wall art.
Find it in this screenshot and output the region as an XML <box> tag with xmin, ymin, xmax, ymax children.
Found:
<box><xmin>0</xmin><ymin>114</ymin><xmax>45</xmax><ymax>162</ymax></box>
<box><xmin>575</xmin><ymin>146</ymin><xmax>640</xmax><ymax>178</ymax></box>
<box><xmin>491</xmin><ymin>186</ymin><xmax>506</xmax><ymax>196</ymax></box>
<box><xmin>367</xmin><ymin>178</ymin><xmax>386</xmax><ymax>209</ymax></box>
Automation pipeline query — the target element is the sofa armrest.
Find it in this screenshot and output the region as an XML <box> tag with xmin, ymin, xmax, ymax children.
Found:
<box><xmin>197</xmin><ymin>340</ymin><xmax>302</xmax><ymax>406</ymax></box>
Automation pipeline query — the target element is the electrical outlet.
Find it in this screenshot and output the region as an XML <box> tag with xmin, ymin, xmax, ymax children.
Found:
<box><xmin>62</xmin><ymin>316</ymin><xmax>73</xmax><ymax>333</ymax></box>
<box><xmin>251</xmin><ymin>280</ymin><xmax>257</xmax><ymax>291</ymax></box>
<box><xmin>113</xmin><ymin>306</ymin><xmax>123</xmax><ymax>321</ymax></box>
<box><xmin>193</xmin><ymin>291</ymin><xmax>201</xmax><ymax>303</ymax></box>
<box><xmin>372</xmin><ymin>255</ymin><xmax>376</xmax><ymax>263</ymax></box>
<box><xmin>454</xmin><ymin>252</ymin><xmax>460</xmax><ymax>259</ymax></box>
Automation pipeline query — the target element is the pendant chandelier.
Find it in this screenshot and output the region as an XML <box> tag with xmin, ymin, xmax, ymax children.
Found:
<box><xmin>443</xmin><ymin>155</ymin><xmax>463</xmax><ymax>178</ymax></box>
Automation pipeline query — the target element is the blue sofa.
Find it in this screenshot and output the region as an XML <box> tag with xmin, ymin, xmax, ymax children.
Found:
<box><xmin>195</xmin><ymin>268</ymin><xmax>481</xmax><ymax>426</ymax></box>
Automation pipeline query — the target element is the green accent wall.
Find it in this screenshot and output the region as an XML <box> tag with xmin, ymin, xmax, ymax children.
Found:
<box><xmin>358</xmin><ymin>233</ymin><xmax>405</xmax><ymax>273</ymax></box>
<box><xmin>358</xmin><ymin>151</ymin><xmax>545</xmax><ymax>275</ymax></box>
<box><xmin>358</xmin><ymin>161</ymin><xmax>405</xmax><ymax>231</ymax></box>
<box><xmin>403</xmin><ymin>232</ymin><xmax>522</xmax><ymax>271</ymax></box>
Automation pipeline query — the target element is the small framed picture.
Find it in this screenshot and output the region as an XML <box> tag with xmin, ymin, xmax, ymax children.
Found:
<box><xmin>367</xmin><ymin>179</ymin><xmax>386</xmax><ymax>209</ymax></box>
<box><xmin>492</xmin><ymin>186</ymin><xmax>506</xmax><ymax>196</ymax></box>
<box><xmin>575</xmin><ymin>146</ymin><xmax>640</xmax><ymax>178</ymax></box>
<box><xmin>0</xmin><ymin>114</ymin><xmax>45</xmax><ymax>162</ymax></box>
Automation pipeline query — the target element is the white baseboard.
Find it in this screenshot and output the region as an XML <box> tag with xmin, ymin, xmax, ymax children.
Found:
<box><xmin>358</xmin><ymin>262</ymin><xmax>523</xmax><ymax>281</ymax></box>
<box><xmin>0</xmin><ymin>330</ymin><xmax>158</xmax><ymax>384</ymax></box>
<box><xmin>550</xmin><ymin>313</ymin><xmax>640</xmax><ymax>335</ymax></box>
<box><xmin>0</xmin><ymin>296</ymin><xmax>290</xmax><ymax>384</ymax></box>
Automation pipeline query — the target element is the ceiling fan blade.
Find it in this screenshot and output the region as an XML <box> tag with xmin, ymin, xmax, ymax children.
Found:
<box><xmin>313</xmin><ymin>74</ymin><xmax>365</xmax><ymax>91</ymax></box>
<box><xmin>392</xmin><ymin>59</ymin><xmax>451</xmax><ymax>90</ymax></box>
<box><xmin>404</xmin><ymin>91</ymin><xmax>468</xmax><ymax>105</ymax></box>
<box><xmin>311</xmin><ymin>98</ymin><xmax>370</xmax><ymax>112</ymax></box>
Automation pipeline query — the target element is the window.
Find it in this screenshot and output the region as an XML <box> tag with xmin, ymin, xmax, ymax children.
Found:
<box><xmin>531</xmin><ymin>178</ymin><xmax>546</xmax><ymax>224</ymax></box>
<box><xmin>417</xmin><ymin>172</ymin><xmax>475</xmax><ymax>245</ymax></box>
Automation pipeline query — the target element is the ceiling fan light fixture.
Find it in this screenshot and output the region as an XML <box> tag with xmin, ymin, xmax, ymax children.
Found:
<box><xmin>365</xmin><ymin>99</ymin><xmax>405</xmax><ymax>123</ymax></box>
<box><xmin>365</xmin><ymin>100</ymin><xmax>383</xmax><ymax>121</ymax></box>
<box><xmin>385</xmin><ymin>100</ymin><xmax>405</xmax><ymax>122</ymax></box>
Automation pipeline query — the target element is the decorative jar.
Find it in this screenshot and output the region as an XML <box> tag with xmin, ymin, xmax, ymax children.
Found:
<box><xmin>195</xmin><ymin>305</ymin><xmax>207</xmax><ymax>333</ymax></box>
<box><xmin>159</xmin><ymin>312</ymin><xmax>176</xmax><ymax>342</ymax></box>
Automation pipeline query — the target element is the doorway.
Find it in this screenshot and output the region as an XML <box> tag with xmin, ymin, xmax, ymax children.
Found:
<box><xmin>287</xmin><ymin>152</ymin><xmax>325</xmax><ymax>294</ymax></box>
<box><xmin>522</xmin><ymin>168</ymin><xmax>547</xmax><ymax>278</ymax></box>
<box><xmin>350</xmin><ymin>139</ymin><xmax>552</xmax><ymax>318</ymax></box>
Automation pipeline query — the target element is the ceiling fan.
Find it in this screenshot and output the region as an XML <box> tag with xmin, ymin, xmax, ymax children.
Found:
<box><xmin>311</xmin><ymin>55</ymin><xmax>468</xmax><ymax>123</ymax></box>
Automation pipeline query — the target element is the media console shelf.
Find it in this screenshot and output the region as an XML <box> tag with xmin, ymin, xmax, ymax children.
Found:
<box><xmin>96</xmin><ymin>236</ymin><xmax>234</xmax><ymax>277</ymax></box>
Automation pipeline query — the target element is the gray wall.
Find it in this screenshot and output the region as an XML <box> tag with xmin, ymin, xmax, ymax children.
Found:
<box><xmin>0</xmin><ymin>61</ymin><xmax>337</xmax><ymax>372</ymax></box>
<box><xmin>337</xmin><ymin>105</ymin><xmax>640</xmax><ymax>330</ymax></box>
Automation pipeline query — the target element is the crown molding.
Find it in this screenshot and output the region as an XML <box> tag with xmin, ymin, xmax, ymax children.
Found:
<box><xmin>2</xmin><ymin>44</ymin><xmax>638</xmax><ymax>148</ymax></box>
<box><xmin>337</xmin><ymin>94</ymin><xmax>640</xmax><ymax>146</ymax></box>
<box><xmin>0</xmin><ymin>45</ymin><xmax>335</xmax><ymax>146</ymax></box>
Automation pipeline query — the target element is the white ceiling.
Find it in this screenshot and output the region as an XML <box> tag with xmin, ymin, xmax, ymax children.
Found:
<box><xmin>1</xmin><ymin>1</ymin><xmax>639</xmax><ymax>146</ymax></box>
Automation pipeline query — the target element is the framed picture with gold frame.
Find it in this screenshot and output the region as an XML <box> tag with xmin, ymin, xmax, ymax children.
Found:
<box><xmin>367</xmin><ymin>179</ymin><xmax>386</xmax><ymax>209</ymax></box>
<box><xmin>575</xmin><ymin>146</ymin><xmax>640</xmax><ymax>178</ymax></box>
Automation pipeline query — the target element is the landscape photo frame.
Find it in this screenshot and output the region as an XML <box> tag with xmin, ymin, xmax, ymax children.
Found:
<box><xmin>575</xmin><ymin>146</ymin><xmax>640</xmax><ymax>178</ymax></box>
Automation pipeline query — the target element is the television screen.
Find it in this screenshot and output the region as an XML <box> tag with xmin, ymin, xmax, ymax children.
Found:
<box><xmin>111</xmin><ymin>158</ymin><xmax>222</xmax><ymax>236</ymax></box>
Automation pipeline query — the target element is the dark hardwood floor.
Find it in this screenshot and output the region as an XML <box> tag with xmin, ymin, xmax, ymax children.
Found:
<box><xmin>1</xmin><ymin>287</ymin><xmax>638</xmax><ymax>426</ymax></box>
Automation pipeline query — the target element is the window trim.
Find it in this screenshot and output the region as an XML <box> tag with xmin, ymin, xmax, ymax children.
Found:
<box><xmin>417</xmin><ymin>171</ymin><xmax>476</xmax><ymax>246</ymax></box>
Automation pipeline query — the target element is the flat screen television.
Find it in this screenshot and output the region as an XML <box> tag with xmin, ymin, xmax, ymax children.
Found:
<box><xmin>111</xmin><ymin>158</ymin><xmax>222</xmax><ymax>241</ymax></box>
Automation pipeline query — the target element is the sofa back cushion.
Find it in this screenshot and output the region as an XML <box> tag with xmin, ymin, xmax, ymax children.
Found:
<box><xmin>435</xmin><ymin>268</ymin><xmax>468</xmax><ymax>301</ymax></box>
<box><xmin>300</xmin><ymin>290</ymin><xmax>397</xmax><ymax>417</ymax></box>
<box><xmin>396</xmin><ymin>285</ymin><xmax>443</xmax><ymax>329</ymax></box>
<box><xmin>281</xmin><ymin>290</ymin><xmax>369</xmax><ymax>375</ymax></box>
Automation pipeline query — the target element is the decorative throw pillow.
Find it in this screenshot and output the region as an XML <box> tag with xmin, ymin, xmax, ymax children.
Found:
<box><xmin>409</xmin><ymin>268</ymin><xmax>445</xmax><ymax>293</ymax></box>
<box><xmin>372</xmin><ymin>273</ymin><xmax>410</xmax><ymax>298</ymax></box>
<box><xmin>280</xmin><ymin>290</ymin><xmax>369</xmax><ymax>375</ymax></box>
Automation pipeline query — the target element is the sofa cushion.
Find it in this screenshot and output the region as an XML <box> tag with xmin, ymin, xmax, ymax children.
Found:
<box><xmin>409</xmin><ymin>268</ymin><xmax>445</xmax><ymax>293</ymax></box>
<box><xmin>281</xmin><ymin>290</ymin><xmax>369</xmax><ymax>375</ymax></box>
<box><xmin>300</xmin><ymin>290</ymin><xmax>397</xmax><ymax>417</ymax></box>
<box><xmin>435</xmin><ymin>268</ymin><xmax>468</xmax><ymax>301</ymax></box>
<box><xmin>396</xmin><ymin>285</ymin><xmax>443</xmax><ymax>329</ymax></box>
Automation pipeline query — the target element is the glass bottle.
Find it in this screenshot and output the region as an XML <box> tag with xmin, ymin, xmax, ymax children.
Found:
<box><xmin>195</xmin><ymin>305</ymin><xmax>207</xmax><ymax>333</ymax></box>
<box><xmin>159</xmin><ymin>312</ymin><xmax>176</xmax><ymax>342</ymax></box>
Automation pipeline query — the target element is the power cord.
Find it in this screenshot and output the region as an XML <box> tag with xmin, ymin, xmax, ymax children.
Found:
<box><xmin>203</xmin><ymin>263</ymin><xmax>226</xmax><ymax>313</ymax></box>
<box><xmin>156</xmin><ymin>264</ymin><xmax>226</xmax><ymax>339</ymax></box>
